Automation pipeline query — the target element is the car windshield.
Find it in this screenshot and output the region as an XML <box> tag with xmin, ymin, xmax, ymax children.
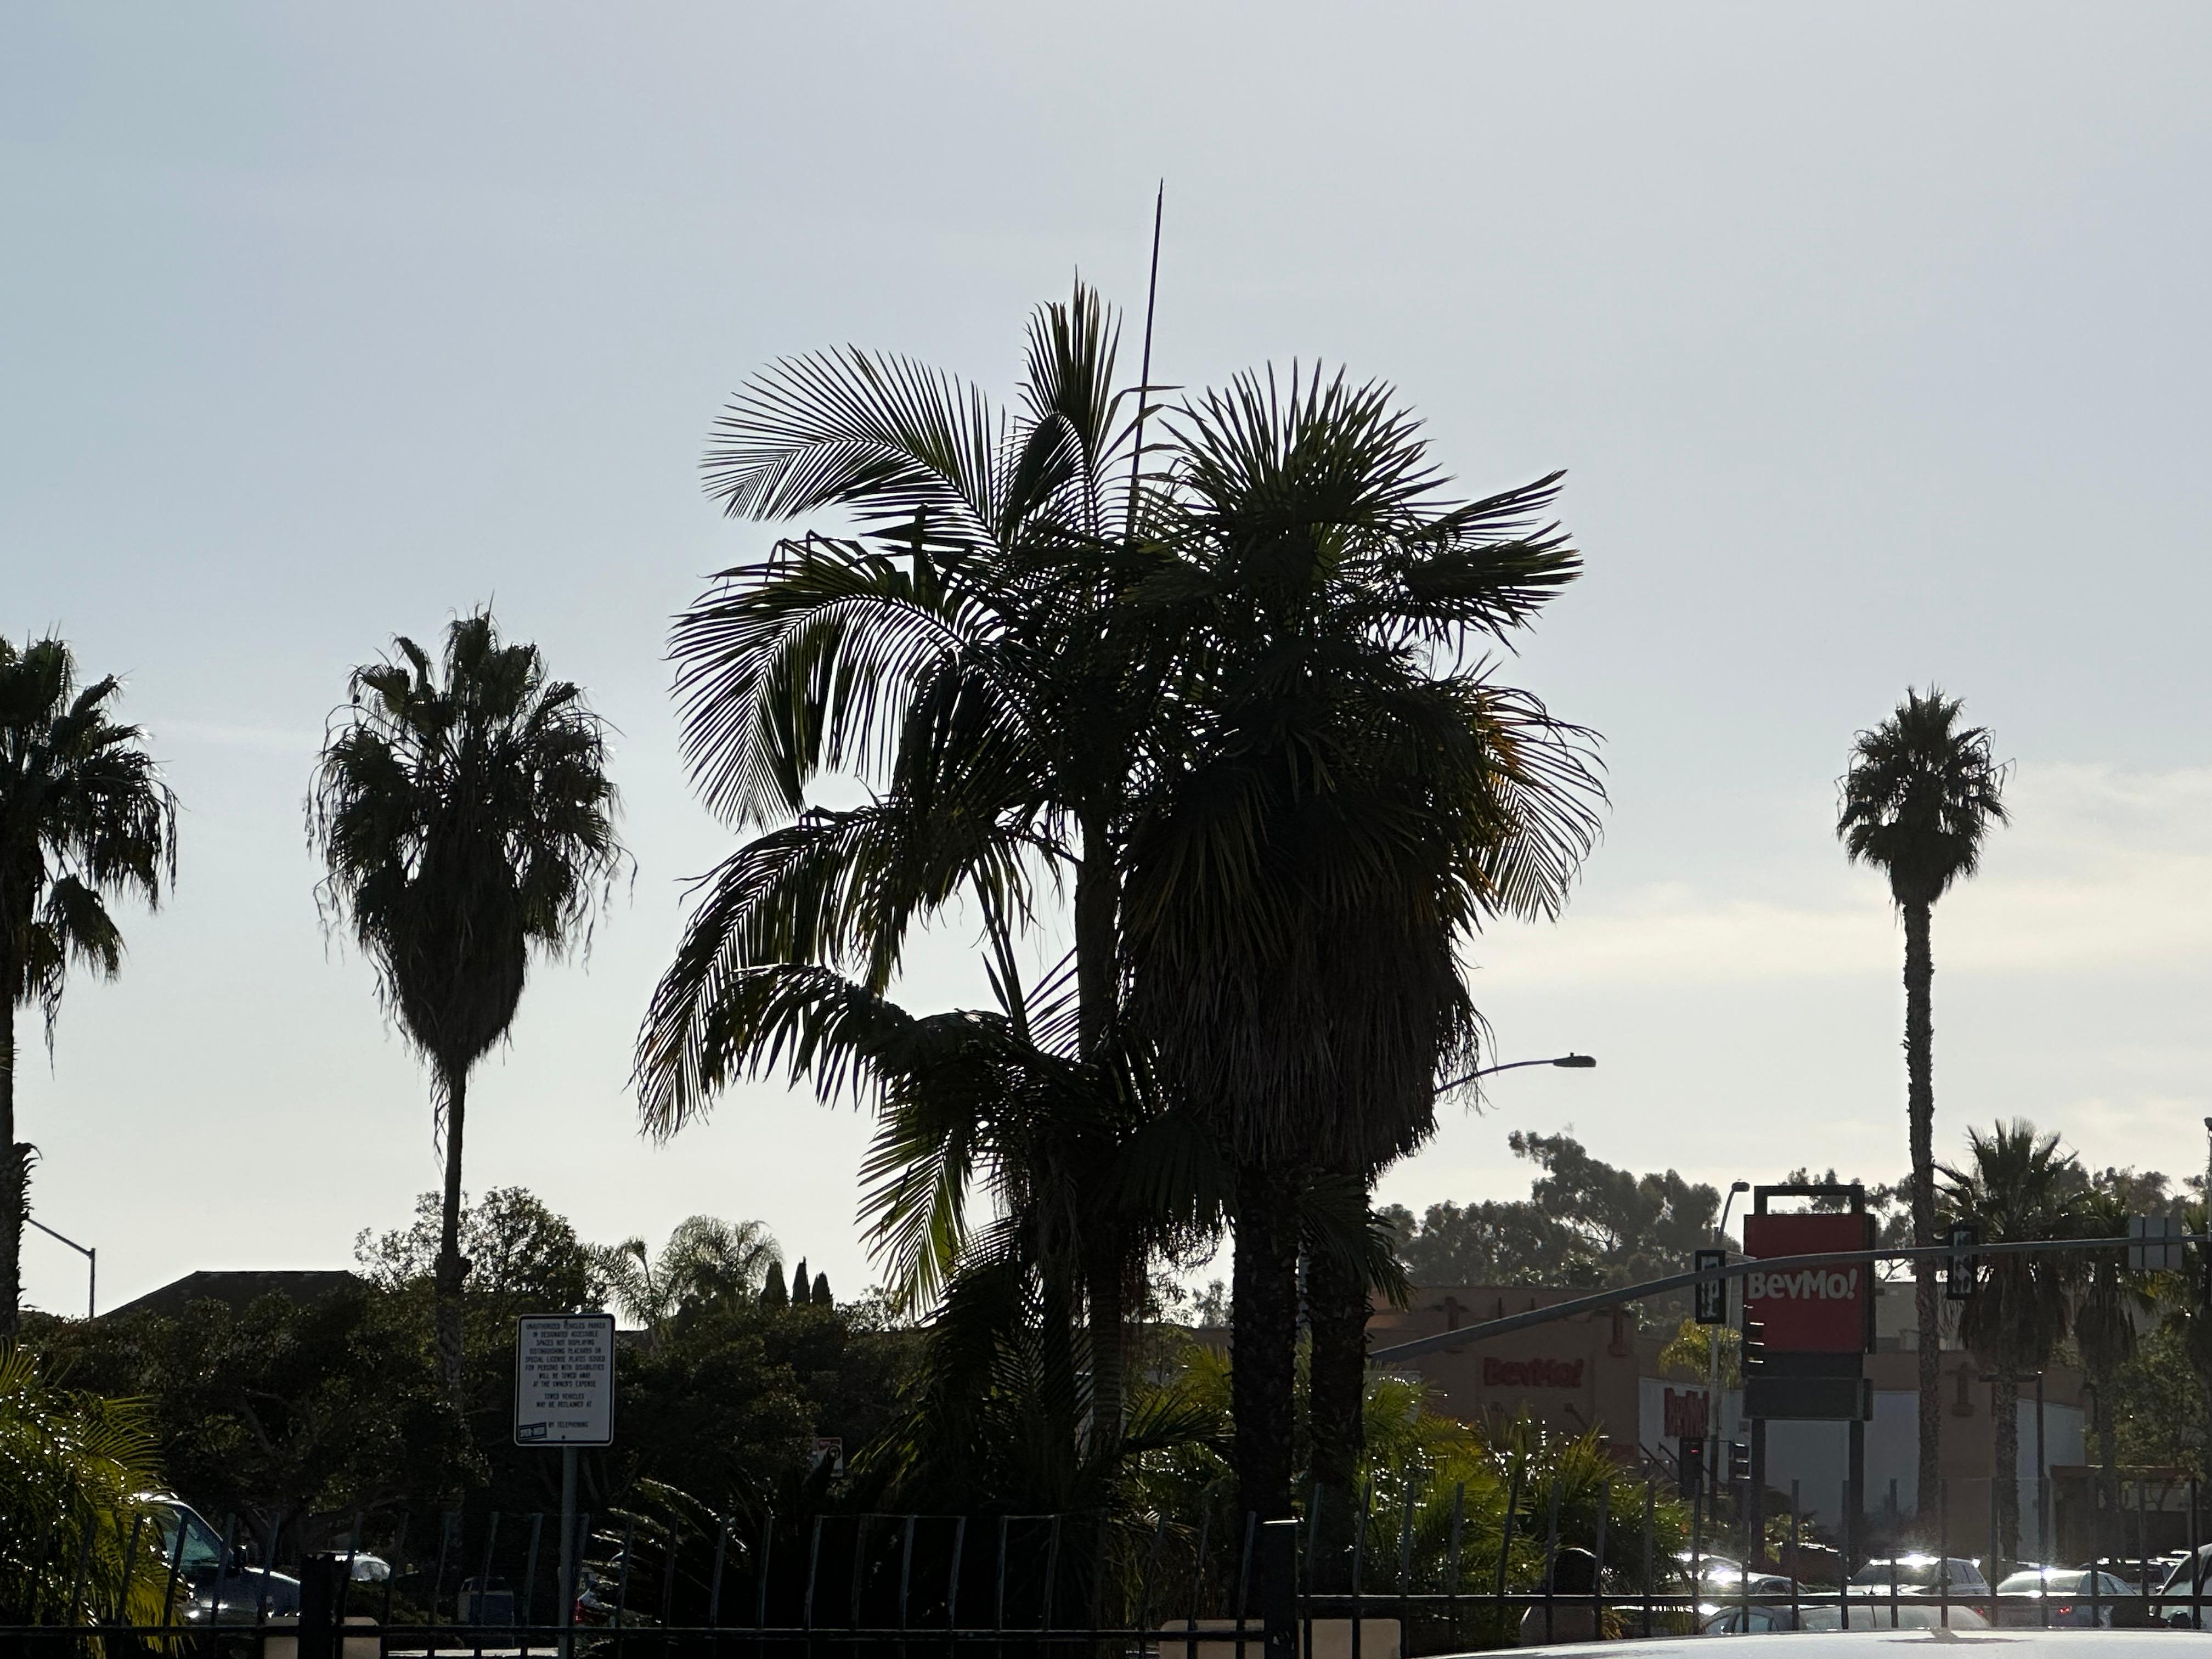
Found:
<box><xmin>150</xmin><ymin>1506</ymin><xmax>227</xmax><ymax>1572</ymax></box>
<box><xmin>1849</xmin><ymin>1560</ymin><xmax>1956</xmax><ymax>1589</ymax></box>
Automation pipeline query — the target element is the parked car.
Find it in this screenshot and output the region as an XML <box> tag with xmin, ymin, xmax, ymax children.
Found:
<box><xmin>2151</xmin><ymin>1547</ymin><xmax>2212</xmax><ymax>1625</ymax></box>
<box><xmin>1994</xmin><ymin>1568</ymin><xmax>2148</xmax><ymax>1627</ymax></box>
<box><xmin>1703</xmin><ymin>1601</ymin><xmax>1990</xmax><ymax>1633</ymax></box>
<box><xmin>143</xmin><ymin>1497</ymin><xmax>303</xmax><ymax>1624</ymax></box>
<box><xmin>1844</xmin><ymin>1554</ymin><xmax>1992</xmax><ymax>1610</ymax></box>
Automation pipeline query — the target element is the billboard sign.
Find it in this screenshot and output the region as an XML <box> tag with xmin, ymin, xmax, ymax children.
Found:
<box><xmin>514</xmin><ymin>1314</ymin><xmax>616</xmax><ymax>1447</ymax></box>
<box><xmin>1742</xmin><ymin>1211</ymin><xmax>1872</xmax><ymax>1354</ymax></box>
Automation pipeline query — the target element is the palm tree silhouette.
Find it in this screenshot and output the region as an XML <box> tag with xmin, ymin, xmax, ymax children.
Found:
<box><xmin>308</xmin><ymin>613</ymin><xmax>623</xmax><ymax>1401</ymax></box>
<box><xmin>0</xmin><ymin>635</ymin><xmax>176</xmax><ymax>1338</ymax></box>
<box><xmin>1939</xmin><ymin>1120</ymin><xmax>2083</xmax><ymax>1563</ymax></box>
<box><xmin>1838</xmin><ymin>686</ymin><xmax>2007</xmax><ymax>1523</ymax></box>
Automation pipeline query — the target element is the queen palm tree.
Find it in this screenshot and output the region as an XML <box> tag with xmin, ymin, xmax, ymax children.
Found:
<box><xmin>1838</xmin><ymin>687</ymin><xmax>2008</xmax><ymax>1523</ymax></box>
<box><xmin>1122</xmin><ymin>368</ymin><xmax>1602</xmax><ymax>1518</ymax></box>
<box><xmin>309</xmin><ymin>612</ymin><xmax>623</xmax><ymax>1401</ymax></box>
<box><xmin>1939</xmin><ymin>1120</ymin><xmax>2083</xmax><ymax>1564</ymax></box>
<box><xmin>0</xmin><ymin>635</ymin><xmax>176</xmax><ymax>1339</ymax></box>
<box><xmin>637</xmin><ymin>285</ymin><xmax>1175</xmax><ymax>1437</ymax></box>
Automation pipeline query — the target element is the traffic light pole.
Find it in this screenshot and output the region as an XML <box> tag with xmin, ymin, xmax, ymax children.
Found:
<box><xmin>1368</xmin><ymin>1231</ymin><xmax>2174</xmax><ymax>1364</ymax></box>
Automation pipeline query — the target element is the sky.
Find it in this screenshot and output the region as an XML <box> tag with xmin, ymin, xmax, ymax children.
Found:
<box><xmin>5</xmin><ymin>4</ymin><xmax>2212</xmax><ymax>1316</ymax></box>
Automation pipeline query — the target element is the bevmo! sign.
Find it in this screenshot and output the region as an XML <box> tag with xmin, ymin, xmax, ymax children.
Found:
<box><xmin>1742</xmin><ymin>1211</ymin><xmax>1873</xmax><ymax>1353</ymax></box>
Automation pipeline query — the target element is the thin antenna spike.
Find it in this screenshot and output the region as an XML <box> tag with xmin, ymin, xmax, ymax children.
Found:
<box><xmin>1125</xmin><ymin>180</ymin><xmax>1165</xmax><ymax>541</ymax></box>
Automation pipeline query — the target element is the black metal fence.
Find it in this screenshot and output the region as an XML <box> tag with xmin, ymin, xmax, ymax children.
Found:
<box><xmin>10</xmin><ymin>1472</ymin><xmax>2212</xmax><ymax>1657</ymax></box>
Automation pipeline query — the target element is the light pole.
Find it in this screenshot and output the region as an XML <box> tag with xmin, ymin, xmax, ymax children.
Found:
<box><xmin>1709</xmin><ymin>1181</ymin><xmax>1751</xmax><ymax>1492</ymax></box>
<box><xmin>1437</xmin><ymin>1053</ymin><xmax>1596</xmax><ymax>1091</ymax></box>
<box><xmin>25</xmin><ymin>1216</ymin><xmax>95</xmax><ymax>1319</ymax></box>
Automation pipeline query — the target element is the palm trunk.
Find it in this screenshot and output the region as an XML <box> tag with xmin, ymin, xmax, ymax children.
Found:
<box><xmin>1994</xmin><ymin>1373</ymin><xmax>2021</xmax><ymax>1566</ymax></box>
<box><xmin>1232</xmin><ymin>1160</ymin><xmax>1301</xmax><ymax>1522</ymax></box>
<box><xmin>1305</xmin><ymin>1221</ymin><xmax>1369</xmax><ymax>1587</ymax></box>
<box><xmin>1</xmin><ymin>1005</ymin><xmax>19</xmax><ymax>1341</ymax></box>
<box><xmin>1904</xmin><ymin>899</ymin><xmax>1942</xmax><ymax>1525</ymax></box>
<box><xmin>1074</xmin><ymin>808</ymin><xmax>1127</xmax><ymax>1443</ymax></box>
<box><xmin>435</xmin><ymin>1064</ymin><xmax>470</xmax><ymax>1409</ymax></box>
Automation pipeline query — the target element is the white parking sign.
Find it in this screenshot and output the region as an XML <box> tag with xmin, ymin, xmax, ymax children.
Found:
<box><xmin>514</xmin><ymin>1314</ymin><xmax>615</xmax><ymax>1447</ymax></box>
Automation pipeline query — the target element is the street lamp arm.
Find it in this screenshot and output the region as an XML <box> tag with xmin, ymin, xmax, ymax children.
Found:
<box><xmin>25</xmin><ymin>1216</ymin><xmax>92</xmax><ymax>1259</ymax></box>
<box><xmin>1438</xmin><ymin>1053</ymin><xmax>1596</xmax><ymax>1092</ymax></box>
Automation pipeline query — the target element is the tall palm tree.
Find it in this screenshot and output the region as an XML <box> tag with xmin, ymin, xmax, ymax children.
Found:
<box><xmin>1838</xmin><ymin>687</ymin><xmax>2008</xmax><ymax>1523</ymax></box>
<box><xmin>637</xmin><ymin>285</ymin><xmax>1174</xmax><ymax>1436</ymax></box>
<box><xmin>1939</xmin><ymin>1119</ymin><xmax>2082</xmax><ymax>1564</ymax></box>
<box><xmin>0</xmin><ymin>636</ymin><xmax>176</xmax><ymax>1339</ymax></box>
<box><xmin>1122</xmin><ymin>368</ymin><xmax>1602</xmax><ymax>1518</ymax></box>
<box><xmin>309</xmin><ymin>612</ymin><xmax>623</xmax><ymax>1401</ymax></box>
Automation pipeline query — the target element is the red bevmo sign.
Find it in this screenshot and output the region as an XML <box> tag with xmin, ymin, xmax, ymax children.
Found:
<box><xmin>1742</xmin><ymin>1211</ymin><xmax>1873</xmax><ymax>1353</ymax></box>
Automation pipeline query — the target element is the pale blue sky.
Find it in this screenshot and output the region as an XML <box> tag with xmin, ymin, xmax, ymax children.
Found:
<box><xmin>7</xmin><ymin>4</ymin><xmax>2211</xmax><ymax>1313</ymax></box>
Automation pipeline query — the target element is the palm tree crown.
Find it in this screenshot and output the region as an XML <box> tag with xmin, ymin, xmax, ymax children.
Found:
<box><xmin>0</xmin><ymin>634</ymin><xmax>177</xmax><ymax>1336</ymax></box>
<box><xmin>1838</xmin><ymin>686</ymin><xmax>2008</xmax><ymax>908</ymax></box>
<box><xmin>309</xmin><ymin>611</ymin><xmax>623</xmax><ymax>1398</ymax></box>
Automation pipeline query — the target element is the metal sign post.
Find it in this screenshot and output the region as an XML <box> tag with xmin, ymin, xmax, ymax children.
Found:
<box><xmin>516</xmin><ymin>1314</ymin><xmax>614</xmax><ymax>1655</ymax></box>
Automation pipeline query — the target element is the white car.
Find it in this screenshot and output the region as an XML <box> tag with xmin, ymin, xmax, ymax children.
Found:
<box><xmin>1520</xmin><ymin>1627</ymin><xmax>2211</xmax><ymax>1655</ymax></box>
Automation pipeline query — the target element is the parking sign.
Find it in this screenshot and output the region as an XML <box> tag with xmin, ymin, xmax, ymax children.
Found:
<box><xmin>514</xmin><ymin>1314</ymin><xmax>616</xmax><ymax>1447</ymax></box>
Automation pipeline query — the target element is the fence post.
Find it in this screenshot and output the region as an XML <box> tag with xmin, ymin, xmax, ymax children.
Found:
<box><xmin>1257</xmin><ymin>1518</ymin><xmax>1298</xmax><ymax>1659</ymax></box>
<box><xmin>297</xmin><ymin>1551</ymin><xmax>346</xmax><ymax>1659</ymax></box>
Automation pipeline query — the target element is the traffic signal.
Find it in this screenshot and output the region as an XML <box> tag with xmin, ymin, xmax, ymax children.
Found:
<box><xmin>1677</xmin><ymin>1436</ymin><xmax>1705</xmax><ymax>1496</ymax></box>
<box><xmin>1726</xmin><ymin>1440</ymin><xmax>1751</xmax><ymax>1483</ymax></box>
<box><xmin>1740</xmin><ymin>1315</ymin><xmax>1767</xmax><ymax>1378</ymax></box>
<box><xmin>1945</xmin><ymin>1222</ymin><xmax>1978</xmax><ymax>1302</ymax></box>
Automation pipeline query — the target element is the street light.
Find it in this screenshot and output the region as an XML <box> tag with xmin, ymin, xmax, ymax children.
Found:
<box><xmin>1708</xmin><ymin>1181</ymin><xmax>1751</xmax><ymax>1486</ymax></box>
<box><xmin>25</xmin><ymin>1216</ymin><xmax>95</xmax><ymax>1320</ymax></box>
<box><xmin>1437</xmin><ymin>1053</ymin><xmax>1596</xmax><ymax>1092</ymax></box>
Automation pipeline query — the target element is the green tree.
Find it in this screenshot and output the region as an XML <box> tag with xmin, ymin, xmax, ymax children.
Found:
<box><xmin>0</xmin><ymin>635</ymin><xmax>176</xmax><ymax>1337</ymax></box>
<box><xmin>597</xmin><ymin>1216</ymin><xmax>781</xmax><ymax>1334</ymax></box>
<box><xmin>1939</xmin><ymin>1119</ymin><xmax>2082</xmax><ymax>1563</ymax></box>
<box><xmin>636</xmin><ymin>285</ymin><xmax>1174</xmax><ymax>1441</ymax></box>
<box><xmin>309</xmin><ymin>613</ymin><xmax>624</xmax><ymax>1402</ymax></box>
<box><xmin>1122</xmin><ymin>369</ymin><xmax>1600</xmax><ymax>1517</ymax></box>
<box><xmin>0</xmin><ymin>1346</ymin><xmax>174</xmax><ymax>1626</ymax></box>
<box><xmin>1838</xmin><ymin>687</ymin><xmax>2008</xmax><ymax>1519</ymax></box>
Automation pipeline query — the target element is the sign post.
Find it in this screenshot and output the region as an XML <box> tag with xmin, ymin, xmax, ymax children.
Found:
<box><xmin>516</xmin><ymin>1315</ymin><xmax>614</xmax><ymax>1655</ymax></box>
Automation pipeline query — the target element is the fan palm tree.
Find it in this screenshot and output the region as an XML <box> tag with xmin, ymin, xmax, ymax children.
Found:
<box><xmin>1939</xmin><ymin>1119</ymin><xmax>2083</xmax><ymax>1564</ymax></box>
<box><xmin>0</xmin><ymin>635</ymin><xmax>176</xmax><ymax>1338</ymax></box>
<box><xmin>637</xmin><ymin>284</ymin><xmax>1177</xmax><ymax>1436</ymax></box>
<box><xmin>1122</xmin><ymin>368</ymin><xmax>1603</xmax><ymax>1518</ymax></box>
<box><xmin>1838</xmin><ymin>687</ymin><xmax>2008</xmax><ymax>1521</ymax></box>
<box><xmin>309</xmin><ymin>612</ymin><xmax>623</xmax><ymax>1402</ymax></box>
<box><xmin>2071</xmin><ymin>1184</ymin><xmax>2141</xmax><ymax>1561</ymax></box>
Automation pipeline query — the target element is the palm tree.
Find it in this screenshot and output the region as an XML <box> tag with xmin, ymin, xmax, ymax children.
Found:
<box><xmin>1838</xmin><ymin>687</ymin><xmax>2008</xmax><ymax>1522</ymax></box>
<box><xmin>637</xmin><ymin>285</ymin><xmax>1174</xmax><ymax>1436</ymax></box>
<box><xmin>1939</xmin><ymin>1119</ymin><xmax>2083</xmax><ymax>1564</ymax></box>
<box><xmin>1121</xmin><ymin>368</ymin><xmax>1602</xmax><ymax>1518</ymax></box>
<box><xmin>2072</xmin><ymin>1184</ymin><xmax>2141</xmax><ymax>1560</ymax></box>
<box><xmin>309</xmin><ymin>612</ymin><xmax>623</xmax><ymax>1401</ymax></box>
<box><xmin>0</xmin><ymin>635</ymin><xmax>176</xmax><ymax>1339</ymax></box>
<box><xmin>597</xmin><ymin>1216</ymin><xmax>781</xmax><ymax>1334</ymax></box>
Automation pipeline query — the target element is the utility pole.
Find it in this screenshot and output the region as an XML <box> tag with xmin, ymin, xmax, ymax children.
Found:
<box><xmin>25</xmin><ymin>1216</ymin><xmax>94</xmax><ymax>1319</ymax></box>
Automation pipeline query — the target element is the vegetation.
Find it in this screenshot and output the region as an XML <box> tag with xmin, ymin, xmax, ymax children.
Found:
<box><xmin>0</xmin><ymin>634</ymin><xmax>177</xmax><ymax>1339</ymax></box>
<box><xmin>1838</xmin><ymin>686</ymin><xmax>2010</xmax><ymax>1517</ymax></box>
<box><xmin>0</xmin><ymin>1345</ymin><xmax>174</xmax><ymax>1627</ymax></box>
<box><xmin>308</xmin><ymin>612</ymin><xmax>625</xmax><ymax>1403</ymax></box>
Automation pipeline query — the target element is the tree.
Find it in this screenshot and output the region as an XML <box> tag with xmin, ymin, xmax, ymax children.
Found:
<box><xmin>1838</xmin><ymin>686</ymin><xmax>2008</xmax><ymax>1519</ymax></box>
<box><xmin>1121</xmin><ymin>369</ymin><xmax>1600</xmax><ymax>1519</ymax></box>
<box><xmin>1939</xmin><ymin>1119</ymin><xmax>2081</xmax><ymax>1563</ymax></box>
<box><xmin>0</xmin><ymin>634</ymin><xmax>176</xmax><ymax>1338</ymax></box>
<box><xmin>2072</xmin><ymin>1182</ymin><xmax>2142</xmax><ymax>1559</ymax></box>
<box><xmin>636</xmin><ymin>285</ymin><xmax>1176</xmax><ymax>1441</ymax></box>
<box><xmin>0</xmin><ymin>1346</ymin><xmax>174</xmax><ymax>1626</ymax></box>
<box><xmin>309</xmin><ymin>613</ymin><xmax>624</xmax><ymax>1402</ymax></box>
<box><xmin>597</xmin><ymin>1216</ymin><xmax>781</xmax><ymax>1334</ymax></box>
